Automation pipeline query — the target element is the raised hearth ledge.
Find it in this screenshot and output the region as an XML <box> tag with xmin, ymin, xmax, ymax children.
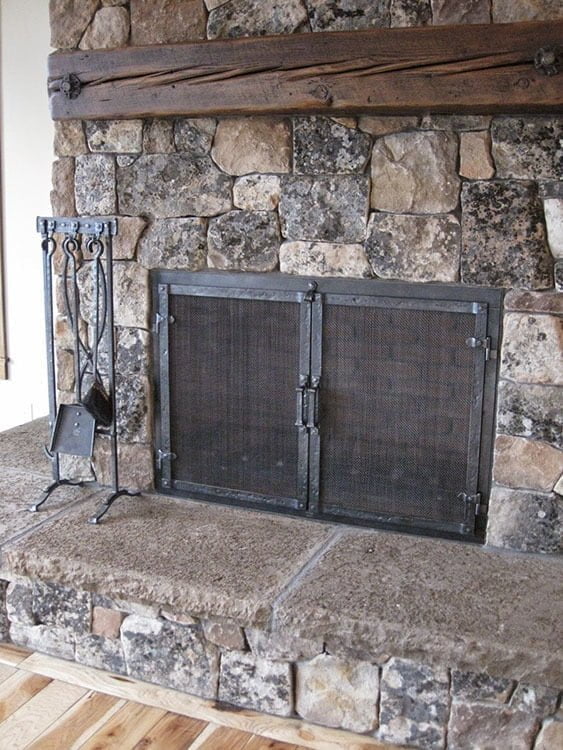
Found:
<box><xmin>0</xmin><ymin>421</ymin><xmax>561</xmax><ymax>692</ymax></box>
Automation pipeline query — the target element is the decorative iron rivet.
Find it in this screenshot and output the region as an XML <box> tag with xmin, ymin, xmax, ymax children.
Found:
<box><xmin>61</xmin><ymin>73</ymin><xmax>82</xmax><ymax>99</ymax></box>
<box><xmin>534</xmin><ymin>47</ymin><xmax>559</xmax><ymax>76</ymax></box>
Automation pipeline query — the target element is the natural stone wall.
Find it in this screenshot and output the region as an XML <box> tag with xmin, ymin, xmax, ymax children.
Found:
<box><xmin>3</xmin><ymin>575</ymin><xmax>562</xmax><ymax>749</ymax></box>
<box><xmin>49</xmin><ymin>0</ymin><xmax>563</xmax><ymax>556</ymax></box>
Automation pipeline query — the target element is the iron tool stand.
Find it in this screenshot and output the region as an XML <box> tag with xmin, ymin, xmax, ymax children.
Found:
<box><xmin>31</xmin><ymin>216</ymin><xmax>139</xmax><ymax>524</ymax></box>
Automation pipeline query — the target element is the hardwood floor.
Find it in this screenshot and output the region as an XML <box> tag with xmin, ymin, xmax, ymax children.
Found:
<box><xmin>0</xmin><ymin>644</ymin><xmax>392</xmax><ymax>750</ymax></box>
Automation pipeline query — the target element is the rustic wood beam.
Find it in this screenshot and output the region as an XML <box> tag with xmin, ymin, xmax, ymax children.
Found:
<box><xmin>48</xmin><ymin>21</ymin><xmax>562</xmax><ymax>120</ymax></box>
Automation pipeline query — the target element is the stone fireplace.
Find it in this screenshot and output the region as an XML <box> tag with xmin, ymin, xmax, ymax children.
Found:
<box><xmin>2</xmin><ymin>2</ymin><xmax>558</xmax><ymax>749</ymax></box>
<box><xmin>50</xmin><ymin>0</ymin><xmax>562</xmax><ymax>556</ymax></box>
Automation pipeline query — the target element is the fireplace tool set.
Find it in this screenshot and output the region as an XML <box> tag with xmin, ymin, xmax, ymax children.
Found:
<box><xmin>31</xmin><ymin>216</ymin><xmax>139</xmax><ymax>523</ymax></box>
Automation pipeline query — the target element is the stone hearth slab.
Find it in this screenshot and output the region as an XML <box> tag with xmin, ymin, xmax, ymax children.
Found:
<box><xmin>2</xmin><ymin>494</ymin><xmax>334</xmax><ymax>628</ymax></box>
<box><xmin>0</xmin><ymin>418</ymin><xmax>51</xmax><ymax>477</ymax></box>
<box><xmin>0</xmin><ymin>467</ymin><xmax>97</xmax><ymax>547</ymax></box>
<box><xmin>274</xmin><ymin>529</ymin><xmax>563</xmax><ymax>688</ymax></box>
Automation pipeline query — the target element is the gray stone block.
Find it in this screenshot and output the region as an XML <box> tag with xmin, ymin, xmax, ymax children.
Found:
<box><xmin>448</xmin><ymin>701</ymin><xmax>540</xmax><ymax>750</ymax></box>
<box><xmin>6</xmin><ymin>582</ymin><xmax>35</xmax><ymax>626</ymax></box>
<box><xmin>486</xmin><ymin>487</ymin><xmax>561</xmax><ymax>554</ymax></box>
<box><xmin>307</xmin><ymin>0</ymin><xmax>390</xmax><ymax>31</ymax></box>
<box><xmin>461</xmin><ymin>181</ymin><xmax>553</xmax><ymax>289</ymax></box>
<box><xmin>138</xmin><ymin>218</ymin><xmax>207</xmax><ymax>271</ymax></box>
<box><xmin>451</xmin><ymin>669</ymin><xmax>514</xmax><ymax>703</ymax></box>
<box><xmin>75</xmin><ymin>155</ymin><xmax>116</xmax><ymax>215</ymax></box>
<box><xmin>174</xmin><ymin>119</ymin><xmax>216</xmax><ymax>156</ymax></box>
<box><xmin>293</xmin><ymin>117</ymin><xmax>371</xmax><ymax>175</ymax></box>
<box><xmin>75</xmin><ymin>634</ymin><xmax>127</xmax><ymax>674</ymax></box>
<box><xmin>33</xmin><ymin>581</ymin><xmax>91</xmax><ymax>635</ymax></box>
<box><xmin>379</xmin><ymin>657</ymin><xmax>449</xmax><ymax>750</ymax></box>
<box><xmin>510</xmin><ymin>683</ymin><xmax>560</xmax><ymax>719</ymax></box>
<box><xmin>117</xmin><ymin>154</ymin><xmax>232</xmax><ymax>218</ymax></box>
<box><xmin>208</xmin><ymin>210</ymin><xmax>280</xmax><ymax>271</ymax></box>
<box><xmin>497</xmin><ymin>381</ymin><xmax>563</xmax><ymax>450</ymax></box>
<box><xmin>121</xmin><ymin>615</ymin><xmax>219</xmax><ymax>698</ymax></box>
<box><xmin>280</xmin><ymin>175</ymin><xmax>369</xmax><ymax>242</ymax></box>
<box><xmin>366</xmin><ymin>212</ymin><xmax>460</xmax><ymax>282</ymax></box>
<box><xmin>390</xmin><ymin>0</ymin><xmax>431</xmax><ymax>26</ymax></box>
<box><xmin>85</xmin><ymin>120</ymin><xmax>143</xmax><ymax>154</ymax></box>
<box><xmin>207</xmin><ymin>0</ymin><xmax>308</xmax><ymax>38</ymax></box>
<box><xmin>219</xmin><ymin>651</ymin><xmax>293</xmax><ymax>717</ymax></box>
<box><xmin>10</xmin><ymin>623</ymin><xmax>74</xmax><ymax>660</ymax></box>
<box><xmin>492</xmin><ymin>117</ymin><xmax>562</xmax><ymax>180</ymax></box>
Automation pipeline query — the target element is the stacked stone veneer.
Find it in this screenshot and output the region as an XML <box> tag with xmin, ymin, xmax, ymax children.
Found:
<box><xmin>2</xmin><ymin>577</ymin><xmax>561</xmax><ymax>749</ymax></box>
<box><xmin>50</xmin><ymin>0</ymin><xmax>562</xmax><ymax>558</ymax></box>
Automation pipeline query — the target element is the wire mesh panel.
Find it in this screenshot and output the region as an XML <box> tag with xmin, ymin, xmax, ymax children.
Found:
<box><xmin>318</xmin><ymin>302</ymin><xmax>478</xmax><ymax>526</ymax></box>
<box><xmin>168</xmin><ymin>293</ymin><xmax>301</xmax><ymax>502</ymax></box>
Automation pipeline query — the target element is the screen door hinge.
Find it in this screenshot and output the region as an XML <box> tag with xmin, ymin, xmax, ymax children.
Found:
<box><xmin>155</xmin><ymin>312</ymin><xmax>175</xmax><ymax>332</ymax></box>
<box><xmin>465</xmin><ymin>336</ymin><xmax>496</xmax><ymax>361</ymax></box>
<box><xmin>459</xmin><ymin>491</ymin><xmax>486</xmax><ymax>517</ymax></box>
<box><xmin>157</xmin><ymin>449</ymin><xmax>176</xmax><ymax>469</ymax></box>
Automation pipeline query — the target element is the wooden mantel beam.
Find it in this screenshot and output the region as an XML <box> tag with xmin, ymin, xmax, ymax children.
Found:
<box><xmin>48</xmin><ymin>21</ymin><xmax>563</xmax><ymax>120</ymax></box>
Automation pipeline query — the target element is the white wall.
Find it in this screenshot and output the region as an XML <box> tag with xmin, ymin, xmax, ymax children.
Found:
<box><xmin>0</xmin><ymin>0</ymin><xmax>53</xmax><ymax>429</ymax></box>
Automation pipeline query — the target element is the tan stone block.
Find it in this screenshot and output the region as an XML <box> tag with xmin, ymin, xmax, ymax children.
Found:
<box><xmin>54</xmin><ymin>121</ymin><xmax>87</xmax><ymax>157</ymax></box>
<box><xmin>130</xmin><ymin>0</ymin><xmax>206</xmax><ymax>44</ymax></box>
<box><xmin>492</xmin><ymin>0</ymin><xmax>563</xmax><ymax>22</ymax></box>
<box><xmin>94</xmin><ymin>439</ymin><xmax>153</xmax><ymax>491</ymax></box>
<box><xmin>358</xmin><ymin>116</ymin><xmax>418</xmax><ymax>136</ymax></box>
<box><xmin>79</xmin><ymin>6</ymin><xmax>130</xmax><ymax>50</ymax></box>
<box><xmin>92</xmin><ymin>606</ymin><xmax>126</xmax><ymax>639</ymax></box>
<box><xmin>202</xmin><ymin>618</ymin><xmax>247</xmax><ymax>650</ymax></box>
<box><xmin>51</xmin><ymin>158</ymin><xmax>76</xmax><ymax>216</ymax></box>
<box><xmin>143</xmin><ymin>120</ymin><xmax>175</xmax><ymax>154</ymax></box>
<box><xmin>371</xmin><ymin>131</ymin><xmax>460</xmax><ymax>214</ymax></box>
<box><xmin>296</xmin><ymin>654</ymin><xmax>379</xmax><ymax>733</ymax></box>
<box><xmin>500</xmin><ymin>313</ymin><xmax>563</xmax><ymax>386</ymax></box>
<box><xmin>50</xmin><ymin>0</ymin><xmax>99</xmax><ymax>49</ymax></box>
<box><xmin>460</xmin><ymin>131</ymin><xmax>495</xmax><ymax>180</ymax></box>
<box><xmin>432</xmin><ymin>0</ymin><xmax>491</xmax><ymax>24</ymax></box>
<box><xmin>86</xmin><ymin>121</ymin><xmax>143</xmax><ymax>154</ymax></box>
<box><xmin>535</xmin><ymin>719</ymin><xmax>563</xmax><ymax>750</ymax></box>
<box><xmin>544</xmin><ymin>198</ymin><xmax>563</xmax><ymax>259</ymax></box>
<box><xmin>56</xmin><ymin>349</ymin><xmax>75</xmax><ymax>393</ymax></box>
<box><xmin>554</xmin><ymin>474</ymin><xmax>563</xmax><ymax>495</ymax></box>
<box><xmin>160</xmin><ymin>608</ymin><xmax>198</xmax><ymax>626</ymax></box>
<box><xmin>113</xmin><ymin>262</ymin><xmax>150</xmax><ymax>329</ymax></box>
<box><xmin>113</xmin><ymin>217</ymin><xmax>147</xmax><ymax>260</ymax></box>
<box><xmin>212</xmin><ymin>118</ymin><xmax>291</xmax><ymax>175</ymax></box>
<box><xmin>280</xmin><ymin>241</ymin><xmax>371</xmax><ymax>278</ymax></box>
<box><xmin>493</xmin><ymin>435</ymin><xmax>563</xmax><ymax>492</ymax></box>
<box><xmin>233</xmin><ymin>175</ymin><xmax>281</xmax><ymax>211</ymax></box>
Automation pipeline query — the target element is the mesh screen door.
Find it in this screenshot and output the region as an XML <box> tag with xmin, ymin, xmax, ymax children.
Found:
<box><xmin>154</xmin><ymin>273</ymin><xmax>501</xmax><ymax>540</ymax></box>
<box><xmin>318</xmin><ymin>297</ymin><xmax>487</xmax><ymax>531</ymax></box>
<box><xmin>159</xmin><ymin>285</ymin><xmax>304</xmax><ymax>509</ymax></box>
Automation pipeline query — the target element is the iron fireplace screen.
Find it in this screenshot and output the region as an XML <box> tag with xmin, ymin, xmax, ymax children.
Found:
<box><xmin>156</xmin><ymin>273</ymin><xmax>500</xmax><ymax>539</ymax></box>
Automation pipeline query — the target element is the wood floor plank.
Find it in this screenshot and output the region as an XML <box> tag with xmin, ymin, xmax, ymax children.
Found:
<box><xmin>27</xmin><ymin>690</ymin><xmax>123</xmax><ymax>750</ymax></box>
<box><xmin>131</xmin><ymin>712</ymin><xmax>207</xmax><ymax>749</ymax></box>
<box><xmin>0</xmin><ymin>678</ymin><xmax>87</xmax><ymax>749</ymax></box>
<box><xmin>187</xmin><ymin>723</ymin><xmax>222</xmax><ymax>750</ymax></box>
<box><xmin>245</xmin><ymin>737</ymin><xmax>302</xmax><ymax>750</ymax></box>
<box><xmin>195</xmin><ymin>725</ymin><xmax>256</xmax><ymax>750</ymax></box>
<box><xmin>18</xmin><ymin>653</ymin><xmax>394</xmax><ymax>749</ymax></box>
<box><xmin>0</xmin><ymin>662</ymin><xmax>17</xmax><ymax>685</ymax></box>
<box><xmin>0</xmin><ymin>642</ymin><xmax>32</xmax><ymax>666</ymax></box>
<box><xmin>0</xmin><ymin>670</ymin><xmax>52</xmax><ymax>721</ymax></box>
<box><xmin>78</xmin><ymin>700</ymin><xmax>167</xmax><ymax>750</ymax></box>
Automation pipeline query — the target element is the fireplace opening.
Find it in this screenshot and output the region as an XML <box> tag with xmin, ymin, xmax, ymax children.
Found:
<box><xmin>153</xmin><ymin>271</ymin><xmax>503</xmax><ymax>542</ymax></box>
